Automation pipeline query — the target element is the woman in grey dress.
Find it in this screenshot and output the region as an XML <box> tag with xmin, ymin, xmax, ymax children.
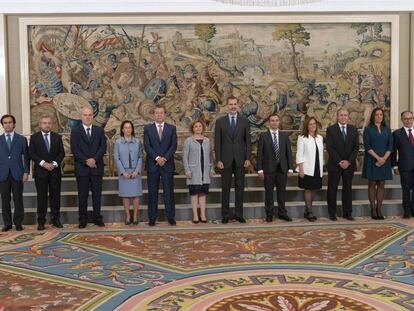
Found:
<box><xmin>183</xmin><ymin>120</ymin><xmax>214</xmax><ymax>223</ymax></box>
<box><xmin>114</xmin><ymin>121</ymin><xmax>143</xmax><ymax>225</ymax></box>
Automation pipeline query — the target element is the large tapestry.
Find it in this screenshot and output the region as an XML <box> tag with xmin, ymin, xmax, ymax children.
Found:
<box><xmin>28</xmin><ymin>22</ymin><xmax>391</xmax><ymax>138</ymax></box>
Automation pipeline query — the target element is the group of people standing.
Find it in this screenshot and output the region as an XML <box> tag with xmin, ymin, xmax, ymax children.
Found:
<box><xmin>1</xmin><ymin>97</ymin><xmax>414</xmax><ymax>231</ymax></box>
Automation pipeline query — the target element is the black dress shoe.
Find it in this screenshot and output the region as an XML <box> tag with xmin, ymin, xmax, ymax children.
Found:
<box><xmin>37</xmin><ymin>224</ymin><xmax>45</xmax><ymax>231</ymax></box>
<box><xmin>329</xmin><ymin>216</ymin><xmax>338</xmax><ymax>221</ymax></box>
<box><xmin>344</xmin><ymin>216</ymin><xmax>355</xmax><ymax>221</ymax></box>
<box><xmin>235</xmin><ymin>217</ymin><xmax>246</xmax><ymax>223</ymax></box>
<box><xmin>265</xmin><ymin>216</ymin><xmax>273</xmax><ymax>223</ymax></box>
<box><xmin>94</xmin><ymin>220</ymin><xmax>105</xmax><ymax>227</ymax></box>
<box><xmin>279</xmin><ymin>215</ymin><xmax>292</xmax><ymax>222</ymax></box>
<box><xmin>168</xmin><ymin>219</ymin><xmax>176</xmax><ymax>226</ymax></box>
<box><xmin>125</xmin><ymin>220</ymin><xmax>132</xmax><ymax>225</ymax></box>
<box><xmin>148</xmin><ymin>221</ymin><xmax>156</xmax><ymax>226</ymax></box>
<box><xmin>222</xmin><ymin>218</ymin><xmax>229</xmax><ymax>224</ymax></box>
<box><xmin>79</xmin><ymin>222</ymin><xmax>87</xmax><ymax>229</ymax></box>
<box><xmin>15</xmin><ymin>225</ymin><xmax>23</xmax><ymax>231</ymax></box>
<box><xmin>1</xmin><ymin>225</ymin><xmax>12</xmax><ymax>232</ymax></box>
<box><xmin>403</xmin><ymin>213</ymin><xmax>411</xmax><ymax>219</ymax></box>
<box><xmin>52</xmin><ymin>219</ymin><xmax>63</xmax><ymax>228</ymax></box>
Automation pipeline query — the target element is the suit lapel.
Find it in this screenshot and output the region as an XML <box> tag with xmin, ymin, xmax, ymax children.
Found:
<box><xmin>79</xmin><ymin>126</ymin><xmax>89</xmax><ymax>144</ymax></box>
<box><xmin>401</xmin><ymin>127</ymin><xmax>410</xmax><ymax>143</ymax></box>
<box><xmin>10</xmin><ymin>133</ymin><xmax>18</xmax><ymax>152</ymax></box>
<box><xmin>90</xmin><ymin>126</ymin><xmax>97</xmax><ymax>144</ymax></box>
<box><xmin>39</xmin><ymin>132</ymin><xmax>49</xmax><ymax>154</ymax></box>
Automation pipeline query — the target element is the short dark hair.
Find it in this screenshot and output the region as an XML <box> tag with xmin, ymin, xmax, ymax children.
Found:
<box><xmin>226</xmin><ymin>96</ymin><xmax>238</xmax><ymax>104</ymax></box>
<box><xmin>400</xmin><ymin>110</ymin><xmax>413</xmax><ymax>118</ymax></box>
<box><xmin>268</xmin><ymin>113</ymin><xmax>280</xmax><ymax>120</ymax></box>
<box><xmin>1</xmin><ymin>114</ymin><xmax>16</xmax><ymax>125</ymax></box>
<box><xmin>369</xmin><ymin>107</ymin><xmax>387</xmax><ymax>128</ymax></box>
<box><xmin>120</xmin><ymin>120</ymin><xmax>135</xmax><ymax>137</ymax></box>
<box><xmin>189</xmin><ymin>119</ymin><xmax>206</xmax><ymax>134</ymax></box>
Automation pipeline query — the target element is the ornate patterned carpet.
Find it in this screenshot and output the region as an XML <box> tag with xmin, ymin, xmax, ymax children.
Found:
<box><xmin>1</xmin><ymin>219</ymin><xmax>414</xmax><ymax>310</ymax></box>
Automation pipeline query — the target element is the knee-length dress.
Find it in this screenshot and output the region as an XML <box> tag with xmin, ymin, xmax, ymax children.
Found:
<box><xmin>362</xmin><ymin>125</ymin><xmax>393</xmax><ymax>180</ymax></box>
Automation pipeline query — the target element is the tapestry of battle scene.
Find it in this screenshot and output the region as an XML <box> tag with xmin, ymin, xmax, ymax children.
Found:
<box><xmin>28</xmin><ymin>22</ymin><xmax>391</xmax><ymax>174</ymax></box>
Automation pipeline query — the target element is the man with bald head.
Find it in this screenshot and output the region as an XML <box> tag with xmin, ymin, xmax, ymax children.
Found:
<box><xmin>70</xmin><ymin>107</ymin><xmax>107</xmax><ymax>228</ymax></box>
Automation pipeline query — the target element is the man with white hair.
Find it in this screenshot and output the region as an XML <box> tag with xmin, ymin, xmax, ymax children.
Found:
<box><xmin>70</xmin><ymin>107</ymin><xmax>107</xmax><ymax>228</ymax></box>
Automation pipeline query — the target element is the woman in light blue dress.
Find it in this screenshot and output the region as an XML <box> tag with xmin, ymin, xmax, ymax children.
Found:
<box><xmin>114</xmin><ymin>121</ymin><xmax>143</xmax><ymax>225</ymax></box>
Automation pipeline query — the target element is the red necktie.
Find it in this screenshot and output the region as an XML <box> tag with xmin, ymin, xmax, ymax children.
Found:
<box><xmin>409</xmin><ymin>128</ymin><xmax>414</xmax><ymax>146</ymax></box>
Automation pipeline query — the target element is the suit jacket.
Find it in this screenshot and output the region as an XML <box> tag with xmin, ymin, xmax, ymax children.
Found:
<box><xmin>214</xmin><ymin>113</ymin><xmax>251</xmax><ymax>168</ymax></box>
<box><xmin>296</xmin><ymin>134</ymin><xmax>324</xmax><ymax>177</ymax></box>
<box><xmin>70</xmin><ymin>125</ymin><xmax>107</xmax><ymax>176</ymax></box>
<box><xmin>0</xmin><ymin>132</ymin><xmax>30</xmax><ymax>181</ymax></box>
<box><xmin>326</xmin><ymin>123</ymin><xmax>359</xmax><ymax>171</ymax></box>
<box><xmin>144</xmin><ymin>123</ymin><xmax>177</xmax><ymax>173</ymax></box>
<box><xmin>256</xmin><ymin>130</ymin><xmax>293</xmax><ymax>174</ymax></box>
<box><xmin>114</xmin><ymin>137</ymin><xmax>142</xmax><ymax>175</ymax></box>
<box><xmin>392</xmin><ymin>127</ymin><xmax>414</xmax><ymax>171</ymax></box>
<box><xmin>29</xmin><ymin>131</ymin><xmax>65</xmax><ymax>178</ymax></box>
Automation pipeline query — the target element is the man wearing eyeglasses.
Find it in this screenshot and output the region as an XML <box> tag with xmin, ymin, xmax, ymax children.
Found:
<box><xmin>392</xmin><ymin>110</ymin><xmax>414</xmax><ymax>219</ymax></box>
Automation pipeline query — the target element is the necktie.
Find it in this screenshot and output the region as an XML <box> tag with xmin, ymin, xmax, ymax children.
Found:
<box><xmin>408</xmin><ymin>128</ymin><xmax>414</xmax><ymax>146</ymax></box>
<box><xmin>86</xmin><ymin>127</ymin><xmax>91</xmax><ymax>140</ymax></box>
<box><xmin>44</xmin><ymin>133</ymin><xmax>50</xmax><ymax>152</ymax></box>
<box><xmin>273</xmin><ymin>132</ymin><xmax>280</xmax><ymax>162</ymax></box>
<box><xmin>158</xmin><ymin>124</ymin><xmax>163</xmax><ymax>140</ymax></box>
<box><xmin>341</xmin><ymin>125</ymin><xmax>346</xmax><ymax>141</ymax></box>
<box><xmin>6</xmin><ymin>134</ymin><xmax>11</xmax><ymax>151</ymax></box>
<box><xmin>230</xmin><ymin>116</ymin><xmax>236</xmax><ymax>136</ymax></box>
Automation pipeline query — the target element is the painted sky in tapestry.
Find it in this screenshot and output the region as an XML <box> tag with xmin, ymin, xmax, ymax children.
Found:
<box><xmin>28</xmin><ymin>23</ymin><xmax>391</xmax><ymax>137</ymax></box>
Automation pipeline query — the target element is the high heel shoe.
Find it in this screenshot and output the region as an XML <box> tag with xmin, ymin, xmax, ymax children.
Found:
<box><xmin>371</xmin><ymin>208</ymin><xmax>378</xmax><ymax>220</ymax></box>
<box><xmin>133</xmin><ymin>220</ymin><xmax>139</xmax><ymax>225</ymax></box>
<box><xmin>125</xmin><ymin>219</ymin><xmax>132</xmax><ymax>225</ymax></box>
<box><xmin>376</xmin><ymin>208</ymin><xmax>385</xmax><ymax>220</ymax></box>
<box><xmin>304</xmin><ymin>211</ymin><xmax>316</xmax><ymax>222</ymax></box>
<box><xmin>192</xmin><ymin>219</ymin><xmax>199</xmax><ymax>224</ymax></box>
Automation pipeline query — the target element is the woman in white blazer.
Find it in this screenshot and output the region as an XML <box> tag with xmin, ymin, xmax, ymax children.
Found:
<box><xmin>296</xmin><ymin>116</ymin><xmax>324</xmax><ymax>221</ymax></box>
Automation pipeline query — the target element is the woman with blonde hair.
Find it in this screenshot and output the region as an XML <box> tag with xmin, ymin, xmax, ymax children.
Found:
<box><xmin>183</xmin><ymin>120</ymin><xmax>214</xmax><ymax>223</ymax></box>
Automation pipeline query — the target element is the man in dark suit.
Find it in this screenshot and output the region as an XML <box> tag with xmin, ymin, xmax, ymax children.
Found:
<box><xmin>214</xmin><ymin>96</ymin><xmax>251</xmax><ymax>223</ymax></box>
<box><xmin>326</xmin><ymin>107</ymin><xmax>359</xmax><ymax>221</ymax></box>
<box><xmin>29</xmin><ymin>115</ymin><xmax>65</xmax><ymax>230</ymax></box>
<box><xmin>70</xmin><ymin>107</ymin><xmax>107</xmax><ymax>228</ymax></box>
<box><xmin>392</xmin><ymin>110</ymin><xmax>414</xmax><ymax>219</ymax></box>
<box><xmin>144</xmin><ymin>106</ymin><xmax>177</xmax><ymax>226</ymax></box>
<box><xmin>257</xmin><ymin>113</ymin><xmax>293</xmax><ymax>222</ymax></box>
<box><xmin>0</xmin><ymin>114</ymin><xmax>29</xmax><ymax>232</ymax></box>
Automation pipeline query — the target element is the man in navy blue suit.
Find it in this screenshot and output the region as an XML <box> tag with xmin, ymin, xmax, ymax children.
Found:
<box><xmin>144</xmin><ymin>106</ymin><xmax>177</xmax><ymax>226</ymax></box>
<box><xmin>70</xmin><ymin>107</ymin><xmax>107</xmax><ymax>228</ymax></box>
<box><xmin>392</xmin><ymin>110</ymin><xmax>414</xmax><ymax>218</ymax></box>
<box><xmin>0</xmin><ymin>114</ymin><xmax>30</xmax><ymax>232</ymax></box>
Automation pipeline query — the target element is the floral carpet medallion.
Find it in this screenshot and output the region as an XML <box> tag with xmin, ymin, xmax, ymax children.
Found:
<box><xmin>62</xmin><ymin>224</ymin><xmax>404</xmax><ymax>272</ymax></box>
<box><xmin>0</xmin><ymin>220</ymin><xmax>413</xmax><ymax>310</ymax></box>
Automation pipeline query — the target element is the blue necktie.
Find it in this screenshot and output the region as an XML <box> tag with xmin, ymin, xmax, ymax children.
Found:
<box><xmin>44</xmin><ymin>133</ymin><xmax>50</xmax><ymax>152</ymax></box>
<box><xmin>230</xmin><ymin>116</ymin><xmax>236</xmax><ymax>136</ymax></box>
<box><xmin>341</xmin><ymin>126</ymin><xmax>346</xmax><ymax>141</ymax></box>
<box><xmin>6</xmin><ymin>134</ymin><xmax>11</xmax><ymax>151</ymax></box>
